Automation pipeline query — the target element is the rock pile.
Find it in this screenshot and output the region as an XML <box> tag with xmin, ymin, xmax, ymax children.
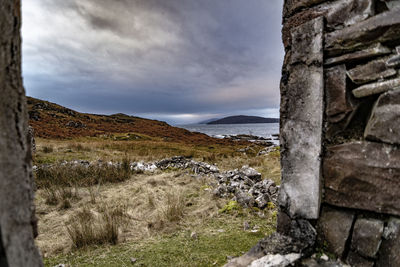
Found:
<box><xmin>155</xmin><ymin>156</ymin><xmax>219</xmax><ymax>175</ymax></box>
<box><xmin>221</xmin><ymin>134</ymin><xmax>276</xmax><ymax>146</ymax></box>
<box><xmin>65</xmin><ymin>121</ymin><xmax>86</xmax><ymax>128</ymax></box>
<box><xmin>257</xmin><ymin>146</ymin><xmax>278</xmax><ymax>156</ymax></box>
<box><xmin>214</xmin><ymin>166</ymin><xmax>279</xmax><ymax>208</ymax></box>
<box><xmin>33</xmin><ymin>156</ymin><xmax>279</xmax><ymax>210</ymax></box>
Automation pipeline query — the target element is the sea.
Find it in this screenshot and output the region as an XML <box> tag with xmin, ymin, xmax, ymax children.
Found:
<box><xmin>177</xmin><ymin>123</ymin><xmax>280</xmax><ymax>143</ymax></box>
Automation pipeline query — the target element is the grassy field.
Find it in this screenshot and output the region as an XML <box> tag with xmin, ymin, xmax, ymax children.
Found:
<box><xmin>33</xmin><ymin>137</ymin><xmax>280</xmax><ymax>267</ymax></box>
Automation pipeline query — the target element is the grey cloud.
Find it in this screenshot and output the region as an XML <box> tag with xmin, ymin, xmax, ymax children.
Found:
<box><xmin>22</xmin><ymin>0</ymin><xmax>284</xmax><ymax>124</ymax></box>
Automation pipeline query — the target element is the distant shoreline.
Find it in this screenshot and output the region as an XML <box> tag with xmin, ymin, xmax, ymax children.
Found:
<box><xmin>206</xmin><ymin>115</ymin><xmax>279</xmax><ymax>125</ymax></box>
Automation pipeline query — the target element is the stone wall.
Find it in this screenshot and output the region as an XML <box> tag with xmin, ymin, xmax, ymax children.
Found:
<box><xmin>279</xmin><ymin>0</ymin><xmax>400</xmax><ymax>265</ymax></box>
<box><xmin>0</xmin><ymin>1</ymin><xmax>43</xmax><ymax>266</ymax></box>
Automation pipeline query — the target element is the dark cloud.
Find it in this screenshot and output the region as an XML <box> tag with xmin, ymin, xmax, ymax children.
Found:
<box><xmin>22</xmin><ymin>0</ymin><xmax>284</xmax><ymax>124</ymax></box>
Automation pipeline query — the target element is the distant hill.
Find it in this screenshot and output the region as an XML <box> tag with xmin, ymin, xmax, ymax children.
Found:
<box><xmin>197</xmin><ymin>118</ymin><xmax>220</xmax><ymax>124</ymax></box>
<box><xmin>207</xmin><ymin>115</ymin><xmax>279</xmax><ymax>124</ymax></box>
<box><xmin>26</xmin><ymin>97</ymin><xmax>244</xmax><ymax>145</ymax></box>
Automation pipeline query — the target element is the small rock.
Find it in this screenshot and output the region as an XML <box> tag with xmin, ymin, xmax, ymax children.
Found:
<box><xmin>190</xmin><ymin>232</ymin><xmax>198</xmax><ymax>240</ymax></box>
<box><xmin>351</xmin><ymin>218</ymin><xmax>384</xmax><ymax>258</ymax></box>
<box><xmin>320</xmin><ymin>254</ymin><xmax>329</xmax><ymax>261</ymax></box>
<box><xmin>317</xmin><ymin>206</ymin><xmax>354</xmax><ymax>258</ymax></box>
<box><xmin>364</xmin><ymin>89</ymin><xmax>400</xmax><ymax>145</ymax></box>
<box><xmin>376</xmin><ymin>217</ymin><xmax>400</xmax><ymax>266</ymax></box>
<box><xmin>240</xmin><ymin>166</ymin><xmax>261</xmax><ymax>181</ymax></box>
<box><xmin>226</xmin><ymin>256</ymin><xmax>235</xmax><ymax>261</ymax></box>
<box><xmin>243</xmin><ymin>221</ymin><xmax>250</xmax><ymax>231</ymax></box>
<box><xmin>234</xmin><ymin>191</ymin><xmax>255</xmax><ymax>208</ymax></box>
<box><xmin>249</xmin><ymin>253</ymin><xmax>301</xmax><ymax>267</ymax></box>
<box><xmin>347</xmin><ymin>251</ymin><xmax>374</xmax><ymax>267</ymax></box>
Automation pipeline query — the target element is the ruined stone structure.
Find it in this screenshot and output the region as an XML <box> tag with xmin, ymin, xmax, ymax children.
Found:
<box><xmin>0</xmin><ymin>1</ymin><xmax>43</xmax><ymax>266</ymax></box>
<box><xmin>279</xmin><ymin>0</ymin><xmax>400</xmax><ymax>266</ymax></box>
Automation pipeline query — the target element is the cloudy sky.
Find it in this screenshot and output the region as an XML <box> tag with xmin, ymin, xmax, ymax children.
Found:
<box><xmin>22</xmin><ymin>0</ymin><xmax>284</xmax><ymax>125</ymax></box>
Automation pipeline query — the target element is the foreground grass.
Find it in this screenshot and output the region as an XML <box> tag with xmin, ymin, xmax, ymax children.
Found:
<box><xmin>34</xmin><ymin>137</ymin><xmax>280</xmax><ymax>266</ymax></box>
<box><xmin>44</xmin><ymin>214</ymin><xmax>276</xmax><ymax>267</ymax></box>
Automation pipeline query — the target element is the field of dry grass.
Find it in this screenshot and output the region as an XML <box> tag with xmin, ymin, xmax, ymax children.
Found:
<box><xmin>33</xmin><ymin>137</ymin><xmax>280</xmax><ymax>266</ymax></box>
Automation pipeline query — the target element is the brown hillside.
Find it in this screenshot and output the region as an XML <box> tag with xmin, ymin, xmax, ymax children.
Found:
<box><xmin>27</xmin><ymin>97</ymin><xmax>240</xmax><ymax>145</ymax></box>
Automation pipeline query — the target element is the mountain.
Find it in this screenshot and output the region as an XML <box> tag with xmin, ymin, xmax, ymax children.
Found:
<box><xmin>197</xmin><ymin>118</ymin><xmax>220</xmax><ymax>124</ymax></box>
<box><xmin>207</xmin><ymin>115</ymin><xmax>279</xmax><ymax>124</ymax></box>
<box><xmin>26</xmin><ymin>97</ymin><xmax>239</xmax><ymax>145</ymax></box>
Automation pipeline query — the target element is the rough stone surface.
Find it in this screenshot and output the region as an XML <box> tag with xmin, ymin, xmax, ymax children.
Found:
<box><xmin>376</xmin><ymin>217</ymin><xmax>400</xmax><ymax>267</ymax></box>
<box><xmin>325</xmin><ymin>65</ymin><xmax>350</xmax><ymax>117</ymax></box>
<box><xmin>280</xmin><ymin>17</ymin><xmax>324</xmax><ymax>219</ymax></box>
<box><xmin>316</xmin><ymin>0</ymin><xmax>373</xmax><ymax>30</ymax></box>
<box><xmin>317</xmin><ymin>206</ymin><xmax>354</xmax><ymax>258</ymax></box>
<box><xmin>226</xmin><ymin>218</ymin><xmax>316</xmax><ymax>267</ymax></box>
<box><xmin>283</xmin><ymin>0</ymin><xmax>327</xmax><ymax>18</ymax></box>
<box><xmin>352</xmin><ymin>77</ymin><xmax>400</xmax><ymax>98</ymax></box>
<box><xmin>0</xmin><ymin>227</ymin><xmax>8</xmax><ymax>266</ymax></box>
<box><xmin>386</xmin><ymin>53</ymin><xmax>400</xmax><ymax>67</ymax></box>
<box><xmin>301</xmin><ymin>258</ymin><xmax>351</xmax><ymax>266</ymax></box>
<box><xmin>0</xmin><ymin>1</ymin><xmax>43</xmax><ymax>266</ymax></box>
<box><xmin>28</xmin><ymin>126</ymin><xmax>36</xmax><ymax>153</ymax></box>
<box><xmin>364</xmin><ymin>89</ymin><xmax>400</xmax><ymax>145</ymax></box>
<box><xmin>325</xmin><ymin>9</ymin><xmax>400</xmax><ymax>56</ymax></box>
<box><xmin>324</xmin><ymin>65</ymin><xmax>358</xmax><ymax>140</ymax></box>
<box><xmin>382</xmin><ymin>0</ymin><xmax>400</xmax><ymax>10</ymax></box>
<box><xmin>346</xmin><ymin>251</ymin><xmax>374</xmax><ymax>267</ymax></box>
<box><xmin>249</xmin><ymin>253</ymin><xmax>301</xmax><ymax>267</ymax></box>
<box><xmin>351</xmin><ymin>218</ymin><xmax>384</xmax><ymax>258</ymax></box>
<box><xmin>324</xmin><ymin>141</ymin><xmax>400</xmax><ymax>216</ymax></box>
<box><xmin>324</xmin><ymin>43</ymin><xmax>392</xmax><ymax>66</ymax></box>
<box><xmin>289</xmin><ymin>17</ymin><xmax>324</xmax><ymax>65</ymax></box>
<box><xmin>282</xmin><ymin>0</ymin><xmax>373</xmax><ymax>49</ymax></box>
<box><xmin>224</xmin><ymin>230</ymin><xmax>315</xmax><ymax>267</ymax></box>
<box><xmin>347</xmin><ymin>57</ymin><xmax>397</xmax><ymax>84</ymax></box>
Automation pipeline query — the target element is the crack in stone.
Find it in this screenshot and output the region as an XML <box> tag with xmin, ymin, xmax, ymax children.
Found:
<box><xmin>0</xmin><ymin>226</ymin><xmax>9</xmax><ymax>267</ymax></box>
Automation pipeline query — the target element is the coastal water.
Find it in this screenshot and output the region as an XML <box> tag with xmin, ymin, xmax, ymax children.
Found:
<box><xmin>178</xmin><ymin>123</ymin><xmax>279</xmax><ymax>139</ymax></box>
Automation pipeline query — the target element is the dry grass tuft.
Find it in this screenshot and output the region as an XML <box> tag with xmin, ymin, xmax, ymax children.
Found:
<box><xmin>35</xmin><ymin>162</ymin><xmax>132</xmax><ymax>188</ymax></box>
<box><xmin>42</xmin><ymin>145</ymin><xmax>54</xmax><ymax>153</ymax></box>
<box><xmin>66</xmin><ymin>205</ymin><xmax>127</xmax><ymax>248</ymax></box>
<box><xmin>162</xmin><ymin>192</ymin><xmax>186</xmax><ymax>222</ymax></box>
<box><xmin>42</xmin><ymin>186</ymin><xmax>78</xmax><ymax>208</ymax></box>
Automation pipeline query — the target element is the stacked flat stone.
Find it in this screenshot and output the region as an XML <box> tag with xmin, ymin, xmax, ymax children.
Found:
<box><xmin>271</xmin><ymin>1</ymin><xmax>400</xmax><ymax>266</ymax></box>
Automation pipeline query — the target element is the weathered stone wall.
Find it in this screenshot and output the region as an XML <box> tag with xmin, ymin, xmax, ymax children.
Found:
<box><xmin>280</xmin><ymin>0</ymin><xmax>400</xmax><ymax>265</ymax></box>
<box><xmin>0</xmin><ymin>1</ymin><xmax>43</xmax><ymax>266</ymax></box>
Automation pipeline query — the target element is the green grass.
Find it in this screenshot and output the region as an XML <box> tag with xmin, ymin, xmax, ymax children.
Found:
<box><xmin>44</xmin><ymin>214</ymin><xmax>276</xmax><ymax>267</ymax></box>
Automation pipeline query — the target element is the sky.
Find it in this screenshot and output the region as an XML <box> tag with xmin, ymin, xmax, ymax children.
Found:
<box><xmin>22</xmin><ymin>0</ymin><xmax>284</xmax><ymax>125</ymax></box>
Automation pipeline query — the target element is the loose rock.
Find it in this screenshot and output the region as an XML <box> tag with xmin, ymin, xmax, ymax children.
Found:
<box><xmin>352</xmin><ymin>77</ymin><xmax>400</xmax><ymax>98</ymax></box>
<box><xmin>364</xmin><ymin>89</ymin><xmax>400</xmax><ymax>145</ymax></box>
<box><xmin>347</xmin><ymin>57</ymin><xmax>397</xmax><ymax>84</ymax></box>
<box><xmin>249</xmin><ymin>253</ymin><xmax>301</xmax><ymax>267</ymax></box>
<box><xmin>324</xmin><ymin>43</ymin><xmax>391</xmax><ymax>66</ymax></box>
<box><xmin>351</xmin><ymin>218</ymin><xmax>384</xmax><ymax>258</ymax></box>
<box><xmin>376</xmin><ymin>217</ymin><xmax>400</xmax><ymax>267</ymax></box>
<box><xmin>317</xmin><ymin>206</ymin><xmax>355</xmax><ymax>258</ymax></box>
